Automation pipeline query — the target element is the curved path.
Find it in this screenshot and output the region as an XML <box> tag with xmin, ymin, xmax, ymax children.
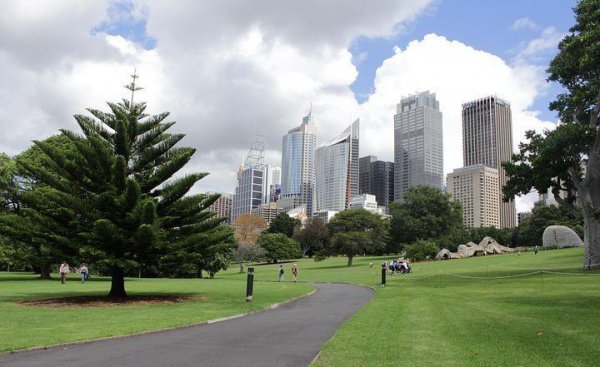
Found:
<box><xmin>0</xmin><ymin>283</ymin><xmax>373</xmax><ymax>367</ymax></box>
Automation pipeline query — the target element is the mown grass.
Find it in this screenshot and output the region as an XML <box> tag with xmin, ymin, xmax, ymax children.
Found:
<box><xmin>2</xmin><ymin>247</ymin><xmax>599</xmax><ymax>367</ymax></box>
<box><xmin>296</xmin><ymin>248</ymin><xmax>600</xmax><ymax>367</ymax></box>
<box><xmin>0</xmin><ymin>273</ymin><xmax>312</xmax><ymax>353</ymax></box>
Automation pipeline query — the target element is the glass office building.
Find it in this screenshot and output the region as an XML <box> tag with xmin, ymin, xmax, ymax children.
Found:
<box><xmin>316</xmin><ymin>120</ymin><xmax>360</xmax><ymax>212</ymax></box>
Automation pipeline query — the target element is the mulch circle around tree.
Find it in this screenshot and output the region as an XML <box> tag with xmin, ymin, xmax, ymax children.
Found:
<box><xmin>18</xmin><ymin>295</ymin><xmax>204</xmax><ymax>307</ymax></box>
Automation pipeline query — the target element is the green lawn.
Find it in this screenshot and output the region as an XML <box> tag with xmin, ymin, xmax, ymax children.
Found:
<box><xmin>0</xmin><ymin>273</ymin><xmax>312</xmax><ymax>352</ymax></box>
<box><xmin>2</xmin><ymin>248</ymin><xmax>599</xmax><ymax>367</ymax></box>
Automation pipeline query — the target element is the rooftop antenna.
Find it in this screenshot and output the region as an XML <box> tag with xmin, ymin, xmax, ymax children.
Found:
<box><xmin>244</xmin><ymin>128</ymin><xmax>265</xmax><ymax>169</ymax></box>
<box><xmin>124</xmin><ymin>69</ymin><xmax>143</xmax><ymax>106</ymax></box>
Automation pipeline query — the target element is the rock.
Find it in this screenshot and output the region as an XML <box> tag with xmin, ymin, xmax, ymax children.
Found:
<box><xmin>478</xmin><ymin>236</ymin><xmax>513</xmax><ymax>254</ymax></box>
<box><xmin>435</xmin><ymin>249</ymin><xmax>461</xmax><ymax>260</ymax></box>
<box><xmin>542</xmin><ymin>225</ymin><xmax>583</xmax><ymax>249</ymax></box>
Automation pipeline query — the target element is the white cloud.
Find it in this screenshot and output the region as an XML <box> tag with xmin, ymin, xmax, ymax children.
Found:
<box><xmin>0</xmin><ymin>1</ymin><xmax>558</xmax><ymax>215</ymax></box>
<box><xmin>510</xmin><ymin>17</ymin><xmax>540</xmax><ymax>31</ymax></box>
<box><xmin>520</xmin><ymin>26</ymin><xmax>564</xmax><ymax>57</ymax></box>
<box><xmin>356</xmin><ymin>34</ymin><xmax>556</xmax><ymax>213</ymax></box>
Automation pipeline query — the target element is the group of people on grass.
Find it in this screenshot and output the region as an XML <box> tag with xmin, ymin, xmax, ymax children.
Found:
<box><xmin>278</xmin><ymin>263</ymin><xmax>298</xmax><ymax>283</ymax></box>
<box><xmin>58</xmin><ymin>262</ymin><xmax>89</xmax><ymax>284</ymax></box>
<box><xmin>387</xmin><ymin>258</ymin><xmax>411</xmax><ymax>274</ymax></box>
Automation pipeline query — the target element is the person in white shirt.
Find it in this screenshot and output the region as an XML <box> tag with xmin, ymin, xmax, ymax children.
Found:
<box><xmin>59</xmin><ymin>262</ymin><xmax>70</xmax><ymax>284</ymax></box>
<box><xmin>78</xmin><ymin>263</ymin><xmax>88</xmax><ymax>284</ymax></box>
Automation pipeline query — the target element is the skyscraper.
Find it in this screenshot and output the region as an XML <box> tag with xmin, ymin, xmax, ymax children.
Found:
<box><xmin>447</xmin><ymin>164</ymin><xmax>500</xmax><ymax>228</ymax></box>
<box><xmin>359</xmin><ymin>155</ymin><xmax>394</xmax><ymax>209</ymax></box>
<box><xmin>462</xmin><ymin>96</ymin><xmax>516</xmax><ymax>228</ymax></box>
<box><xmin>231</xmin><ymin>134</ymin><xmax>265</xmax><ymax>222</ymax></box>
<box><xmin>280</xmin><ymin>111</ymin><xmax>317</xmax><ymax>215</ymax></box>
<box><xmin>316</xmin><ymin>119</ymin><xmax>359</xmax><ymax>212</ymax></box>
<box><xmin>262</xmin><ymin>165</ymin><xmax>281</xmax><ymax>204</ymax></box>
<box><xmin>206</xmin><ymin>192</ymin><xmax>233</xmax><ymax>224</ymax></box>
<box><xmin>394</xmin><ymin>91</ymin><xmax>443</xmax><ymax>201</ymax></box>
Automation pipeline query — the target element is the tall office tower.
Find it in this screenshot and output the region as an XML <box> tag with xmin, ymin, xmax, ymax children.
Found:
<box><xmin>206</xmin><ymin>192</ymin><xmax>233</xmax><ymax>224</ymax></box>
<box><xmin>359</xmin><ymin>156</ymin><xmax>394</xmax><ymax>209</ymax></box>
<box><xmin>447</xmin><ymin>164</ymin><xmax>500</xmax><ymax>228</ymax></box>
<box><xmin>231</xmin><ymin>134</ymin><xmax>265</xmax><ymax>222</ymax></box>
<box><xmin>359</xmin><ymin>155</ymin><xmax>377</xmax><ymax>194</ymax></box>
<box><xmin>394</xmin><ymin>91</ymin><xmax>443</xmax><ymax>202</ymax></box>
<box><xmin>462</xmin><ymin>96</ymin><xmax>516</xmax><ymax>228</ymax></box>
<box><xmin>262</xmin><ymin>165</ymin><xmax>281</xmax><ymax>204</ymax></box>
<box><xmin>280</xmin><ymin>111</ymin><xmax>317</xmax><ymax>215</ymax></box>
<box><xmin>316</xmin><ymin>120</ymin><xmax>360</xmax><ymax>212</ymax></box>
<box><xmin>370</xmin><ymin>160</ymin><xmax>395</xmax><ymax>209</ymax></box>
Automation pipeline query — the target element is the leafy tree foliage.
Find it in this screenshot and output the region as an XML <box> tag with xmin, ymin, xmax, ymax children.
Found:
<box><xmin>231</xmin><ymin>244</ymin><xmax>265</xmax><ymax>273</ymax></box>
<box><xmin>232</xmin><ymin>214</ymin><xmax>268</xmax><ymax>246</ymax></box>
<box><xmin>466</xmin><ymin>227</ymin><xmax>514</xmax><ymax>247</ymax></box>
<box><xmin>503</xmin><ymin>0</ymin><xmax>600</xmax><ymax>269</ymax></box>
<box><xmin>389</xmin><ymin>185</ymin><xmax>463</xmax><ymax>248</ymax></box>
<box><xmin>404</xmin><ymin>240</ymin><xmax>439</xmax><ymax>262</ymax></box>
<box><xmin>515</xmin><ymin>202</ymin><xmax>583</xmax><ymax>247</ymax></box>
<box><xmin>257</xmin><ymin>233</ymin><xmax>301</xmax><ymax>263</ymax></box>
<box><xmin>2</xmin><ymin>77</ymin><xmax>230</xmax><ymax>296</ymax></box>
<box><xmin>325</xmin><ymin>209</ymin><xmax>387</xmax><ymax>266</ymax></box>
<box><xmin>292</xmin><ymin>217</ymin><xmax>328</xmax><ymax>256</ymax></box>
<box><xmin>265</xmin><ymin>212</ymin><xmax>300</xmax><ymax>238</ymax></box>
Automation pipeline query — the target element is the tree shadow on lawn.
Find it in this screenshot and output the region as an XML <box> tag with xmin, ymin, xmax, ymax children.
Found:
<box><xmin>2</xmin><ymin>291</ymin><xmax>204</xmax><ymax>304</ymax></box>
<box><xmin>497</xmin><ymin>294</ymin><xmax>600</xmax><ymax>309</ymax></box>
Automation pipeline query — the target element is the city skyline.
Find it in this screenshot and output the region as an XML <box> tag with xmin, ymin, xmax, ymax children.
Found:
<box><xmin>0</xmin><ymin>1</ymin><xmax>575</xmax><ymax>214</ymax></box>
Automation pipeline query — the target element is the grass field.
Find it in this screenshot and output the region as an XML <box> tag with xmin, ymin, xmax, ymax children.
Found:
<box><xmin>0</xmin><ymin>273</ymin><xmax>312</xmax><ymax>353</ymax></box>
<box><xmin>218</xmin><ymin>248</ymin><xmax>600</xmax><ymax>366</ymax></box>
<box><xmin>2</xmin><ymin>247</ymin><xmax>599</xmax><ymax>366</ymax></box>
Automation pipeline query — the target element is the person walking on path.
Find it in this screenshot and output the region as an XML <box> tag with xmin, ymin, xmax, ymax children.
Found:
<box><xmin>278</xmin><ymin>265</ymin><xmax>284</xmax><ymax>282</ymax></box>
<box><xmin>78</xmin><ymin>263</ymin><xmax>88</xmax><ymax>284</ymax></box>
<box><xmin>291</xmin><ymin>263</ymin><xmax>298</xmax><ymax>283</ymax></box>
<box><xmin>59</xmin><ymin>262</ymin><xmax>70</xmax><ymax>284</ymax></box>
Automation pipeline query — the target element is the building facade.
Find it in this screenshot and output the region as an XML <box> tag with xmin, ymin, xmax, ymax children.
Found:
<box><xmin>316</xmin><ymin>119</ymin><xmax>360</xmax><ymax>212</ymax></box>
<box><xmin>206</xmin><ymin>192</ymin><xmax>233</xmax><ymax>224</ymax></box>
<box><xmin>359</xmin><ymin>156</ymin><xmax>394</xmax><ymax>209</ymax></box>
<box><xmin>394</xmin><ymin>91</ymin><xmax>444</xmax><ymax>202</ymax></box>
<box><xmin>349</xmin><ymin>194</ymin><xmax>384</xmax><ymax>215</ymax></box>
<box><xmin>447</xmin><ymin>164</ymin><xmax>500</xmax><ymax>228</ymax></box>
<box><xmin>231</xmin><ymin>166</ymin><xmax>264</xmax><ymax>223</ymax></box>
<box><xmin>251</xmin><ymin>202</ymin><xmax>285</xmax><ymax>224</ymax></box>
<box><xmin>262</xmin><ymin>165</ymin><xmax>281</xmax><ymax>204</ymax></box>
<box><xmin>280</xmin><ymin>112</ymin><xmax>317</xmax><ymax>215</ymax></box>
<box><xmin>462</xmin><ymin>95</ymin><xmax>516</xmax><ymax>228</ymax></box>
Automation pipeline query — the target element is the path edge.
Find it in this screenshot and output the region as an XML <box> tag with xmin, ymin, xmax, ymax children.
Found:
<box><xmin>1</xmin><ymin>287</ymin><xmax>317</xmax><ymax>356</ymax></box>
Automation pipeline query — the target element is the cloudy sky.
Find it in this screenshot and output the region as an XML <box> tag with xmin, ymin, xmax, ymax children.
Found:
<box><xmin>0</xmin><ymin>0</ymin><xmax>576</xmax><ymax>212</ymax></box>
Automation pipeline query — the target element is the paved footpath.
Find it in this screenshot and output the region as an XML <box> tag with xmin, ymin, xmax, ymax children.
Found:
<box><xmin>0</xmin><ymin>283</ymin><xmax>373</xmax><ymax>367</ymax></box>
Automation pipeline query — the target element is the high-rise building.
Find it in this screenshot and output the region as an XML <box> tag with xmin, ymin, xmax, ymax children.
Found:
<box><xmin>262</xmin><ymin>165</ymin><xmax>281</xmax><ymax>204</ymax></box>
<box><xmin>231</xmin><ymin>134</ymin><xmax>265</xmax><ymax>222</ymax></box>
<box><xmin>359</xmin><ymin>156</ymin><xmax>394</xmax><ymax>209</ymax></box>
<box><xmin>349</xmin><ymin>194</ymin><xmax>384</xmax><ymax>215</ymax></box>
<box><xmin>462</xmin><ymin>96</ymin><xmax>516</xmax><ymax>228</ymax></box>
<box><xmin>359</xmin><ymin>155</ymin><xmax>377</xmax><ymax>194</ymax></box>
<box><xmin>316</xmin><ymin>119</ymin><xmax>359</xmax><ymax>212</ymax></box>
<box><xmin>447</xmin><ymin>164</ymin><xmax>500</xmax><ymax>228</ymax></box>
<box><xmin>206</xmin><ymin>192</ymin><xmax>233</xmax><ymax>224</ymax></box>
<box><xmin>280</xmin><ymin>112</ymin><xmax>317</xmax><ymax>215</ymax></box>
<box><xmin>394</xmin><ymin>91</ymin><xmax>443</xmax><ymax>202</ymax></box>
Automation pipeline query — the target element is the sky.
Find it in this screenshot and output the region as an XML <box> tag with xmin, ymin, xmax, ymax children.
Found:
<box><xmin>0</xmin><ymin>0</ymin><xmax>578</xmax><ymax>213</ymax></box>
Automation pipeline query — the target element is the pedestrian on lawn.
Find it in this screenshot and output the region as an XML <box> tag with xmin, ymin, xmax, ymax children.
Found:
<box><xmin>291</xmin><ymin>263</ymin><xmax>298</xmax><ymax>283</ymax></box>
<box><xmin>79</xmin><ymin>263</ymin><xmax>88</xmax><ymax>284</ymax></box>
<box><xmin>278</xmin><ymin>264</ymin><xmax>284</xmax><ymax>282</ymax></box>
<box><xmin>59</xmin><ymin>262</ymin><xmax>70</xmax><ymax>284</ymax></box>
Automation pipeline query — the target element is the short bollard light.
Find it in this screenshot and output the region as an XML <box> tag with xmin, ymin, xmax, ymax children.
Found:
<box><xmin>246</xmin><ymin>267</ymin><xmax>254</xmax><ymax>302</ymax></box>
<box><xmin>381</xmin><ymin>263</ymin><xmax>386</xmax><ymax>286</ymax></box>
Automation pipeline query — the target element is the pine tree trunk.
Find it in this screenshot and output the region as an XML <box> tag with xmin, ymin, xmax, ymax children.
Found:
<box><xmin>239</xmin><ymin>261</ymin><xmax>244</xmax><ymax>273</ymax></box>
<box><xmin>108</xmin><ymin>265</ymin><xmax>127</xmax><ymax>297</ymax></box>
<box><xmin>39</xmin><ymin>264</ymin><xmax>51</xmax><ymax>279</ymax></box>
<box><xmin>347</xmin><ymin>256</ymin><xmax>353</xmax><ymax>266</ymax></box>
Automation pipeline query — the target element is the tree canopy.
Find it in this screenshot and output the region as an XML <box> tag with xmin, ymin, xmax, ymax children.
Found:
<box><xmin>265</xmin><ymin>212</ymin><xmax>300</xmax><ymax>238</ymax></box>
<box><xmin>325</xmin><ymin>209</ymin><xmax>387</xmax><ymax>266</ymax></box>
<box><xmin>503</xmin><ymin>0</ymin><xmax>600</xmax><ymax>269</ymax></box>
<box><xmin>257</xmin><ymin>233</ymin><xmax>301</xmax><ymax>263</ymax></box>
<box><xmin>0</xmin><ymin>76</ymin><xmax>232</xmax><ymax>295</ymax></box>
<box><xmin>389</xmin><ymin>185</ymin><xmax>463</xmax><ymax>248</ymax></box>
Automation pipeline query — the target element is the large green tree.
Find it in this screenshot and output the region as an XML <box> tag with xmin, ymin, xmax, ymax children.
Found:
<box><xmin>503</xmin><ymin>0</ymin><xmax>600</xmax><ymax>269</ymax></box>
<box><xmin>325</xmin><ymin>209</ymin><xmax>387</xmax><ymax>266</ymax></box>
<box><xmin>265</xmin><ymin>212</ymin><xmax>300</xmax><ymax>238</ymax></box>
<box><xmin>389</xmin><ymin>185</ymin><xmax>463</xmax><ymax>248</ymax></box>
<box><xmin>8</xmin><ymin>76</ymin><xmax>230</xmax><ymax>296</ymax></box>
<box><xmin>293</xmin><ymin>217</ymin><xmax>328</xmax><ymax>256</ymax></box>
<box><xmin>257</xmin><ymin>233</ymin><xmax>301</xmax><ymax>263</ymax></box>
